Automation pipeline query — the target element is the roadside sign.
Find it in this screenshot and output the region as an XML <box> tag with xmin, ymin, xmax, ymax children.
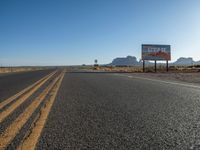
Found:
<box><xmin>142</xmin><ymin>44</ymin><xmax>171</xmax><ymax>61</ymax></box>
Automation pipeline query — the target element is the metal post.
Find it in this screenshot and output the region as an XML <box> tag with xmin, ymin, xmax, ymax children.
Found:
<box><xmin>143</xmin><ymin>60</ymin><xmax>145</xmax><ymax>72</ymax></box>
<box><xmin>166</xmin><ymin>60</ymin><xmax>169</xmax><ymax>72</ymax></box>
<box><xmin>155</xmin><ymin>60</ymin><xmax>157</xmax><ymax>72</ymax></box>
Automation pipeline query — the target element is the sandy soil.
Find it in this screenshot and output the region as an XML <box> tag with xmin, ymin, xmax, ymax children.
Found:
<box><xmin>87</xmin><ymin>66</ymin><xmax>200</xmax><ymax>85</ymax></box>
<box><xmin>92</xmin><ymin>66</ymin><xmax>200</xmax><ymax>73</ymax></box>
<box><xmin>0</xmin><ymin>67</ymin><xmax>42</xmax><ymax>74</ymax></box>
<box><xmin>130</xmin><ymin>72</ymin><xmax>200</xmax><ymax>85</ymax></box>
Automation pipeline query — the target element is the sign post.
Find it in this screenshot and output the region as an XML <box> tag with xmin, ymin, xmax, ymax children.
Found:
<box><xmin>143</xmin><ymin>60</ymin><xmax>145</xmax><ymax>72</ymax></box>
<box><xmin>142</xmin><ymin>44</ymin><xmax>171</xmax><ymax>72</ymax></box>
<box><xmin>166</xmin><ymin>60</ymin><xmax>169</xmax><ymax>72</ymax></box>
<box><xmin>94</xmin><ymin>59</ymin><xmax>98</xmax><ymax>65</ymax></box>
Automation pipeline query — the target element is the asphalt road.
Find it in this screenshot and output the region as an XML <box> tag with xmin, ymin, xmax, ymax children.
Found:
<box><xmin>0</xmin><ymin>69</ymin><xmax>54</xmax><ymax>101</ymax></box>
<box><xmin>0</xmin><ymin>69</ymin><xmax>61</xmax><ymax>150</ymax></box>
<box><xmin>35</xmin><ymin>72</ymin><xmax>200</xmax><ymax>150</ymax></box>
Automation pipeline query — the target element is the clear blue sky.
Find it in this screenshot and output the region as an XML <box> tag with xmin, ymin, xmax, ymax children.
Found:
<box><xmin>0</xmin><ymin>0</ymin><xmax>200</xmax><ymax>66</ymax></box>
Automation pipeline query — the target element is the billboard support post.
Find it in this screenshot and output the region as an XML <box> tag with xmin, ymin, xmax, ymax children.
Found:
<box><xmin>166</xmin><ymin>60</ymin><xmax>169</xmax><ymax>72</ymax></box>
<box><xmin>143</xmin><ymin>60</ymin><xmax>145</xmax><ymax>72</ymax></box>
<box><xmin>155</xmin><ymin>60</ymin><xmax>157</xmax><ymax>72</ymax></box>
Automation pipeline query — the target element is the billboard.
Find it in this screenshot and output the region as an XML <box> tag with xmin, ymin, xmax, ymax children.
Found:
<box><xmin>142</xmin><ymin>44</ymin><xmax>171</xmax><ymax>60</ymax></box>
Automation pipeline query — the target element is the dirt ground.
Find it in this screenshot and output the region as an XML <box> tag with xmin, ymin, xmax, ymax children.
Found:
<box><xmin>0</xmin><ymin>67</ymin><xmax>42</xmax><ymax>74</ymax></box>
<box><xmin>130</xmin><ymin>72</ymin><xmax>200</xmax><ymax>85</ymax></box>
<box><xmin>90</xmin><ymin>66</ymin><xmax>200</xmax><ymax>85</ymax></box>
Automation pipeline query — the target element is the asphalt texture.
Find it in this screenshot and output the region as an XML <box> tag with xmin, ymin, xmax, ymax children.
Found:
<box><xmin>0</xmin><ymin>69</ymin><xmax>54</xmax><ymax>101</ymax></box>
<box><xmin>36</xmin><ymin>72</ymin><xmax>200</xmax><ymax>150</ymax></box>
<box><xmin>0</xmin><ymin>70</ymin><xmax>63</xmax><ymax>150</ymax></box>
<box><xmin>1</xmin><ymin>72</ymin><xmax>62</xmax><ymax>150</ymax></box>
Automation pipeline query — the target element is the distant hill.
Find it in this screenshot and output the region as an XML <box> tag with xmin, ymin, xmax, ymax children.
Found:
<box><xmin>109</xmin><ymin>56</ymin><xmax>200</xmax><ymax>66</ymax></box>
<box><xmin>109</xmin><ymin>56</ymin><xmax>140</xmax><ymax>66</ymax></box>
<box><xmin>173</xmin><ymin>57</ymin><xmax>200</xmax><ymax>66</ymax></box>
<box><xmin>195</xmin><ymin>61</ymin><xmax>200</xmax><ymax>65</ymax></box>
<box><xmin>173</xmin><ymin>57</ymin><xmax>194</xmax><ymax>66</ymax></box>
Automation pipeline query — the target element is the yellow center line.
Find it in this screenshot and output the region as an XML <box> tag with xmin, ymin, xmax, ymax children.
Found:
<box><xmin>0</xmin><ymin>71</ymin><xmax>57</xmax><ymax>123</ymax></box>
<box><xmin>17</xmin><ymin>71</ymin><xmax>65</xmax><ymax>150</ymax></box>
<box><xmin>0</xmin><ymin>72</ymin><xmax>62</xmax><ymax>150</ymax></box>
<box><xmin>0</xmin><ymin>70</ymin><xmax>56</xmax><ymax>110</ymax></box>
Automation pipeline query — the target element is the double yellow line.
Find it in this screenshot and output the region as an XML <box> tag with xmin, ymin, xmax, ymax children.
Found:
<box><xmin>0</xmin><ymin>71</ymin><xmax>56</xmax><ymax>123</ymax></box>
<box><xmin>0</xmin><ymin>70</ymin><xmax>65</xmax><ymax>150</ymax></box>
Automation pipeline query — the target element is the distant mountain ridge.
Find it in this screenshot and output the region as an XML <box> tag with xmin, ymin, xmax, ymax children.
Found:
<box><xmin>173</xmin><ymin>57</ymin><xmax>200</xmax><ymax>65</ymax></box>
<box><xmin>110</xmin><ymin>56</ymin><xmax>140</xmax><ymax>66</ymax></box>
<box><xmin>109</xmin><ymin>56</ymin><xmax>200</xmax><ymax>66</ymax></box>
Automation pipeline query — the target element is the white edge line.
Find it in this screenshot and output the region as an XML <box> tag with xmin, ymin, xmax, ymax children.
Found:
<box><xmin>114</xmin><ymin>74</ymin><xmax>200</xmax><ymax>90</ymax></box>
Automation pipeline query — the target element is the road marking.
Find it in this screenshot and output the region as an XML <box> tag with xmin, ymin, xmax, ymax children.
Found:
<box><xmin>114</xmin><ymin>74</ymin><xmax>200</xmax><ymax>90</ymax></box>
<box><xmin>0</xmin><ymin>71</ymin><xmax>56</xmax><ymax>110</ymax></box>
<box><xmin>17</xmin><ymin>72</ymin><xmax>65</xmax><ymax>150</ymax></box>
<box><xmin>0</xmin><ymin>73</ymin><xmax>62</xmax><ymax>150</ymax></box>
<box><xmin>0</xmin><ymin>71</ymin><xmax>57</xmax><ymax>123</ymax></box>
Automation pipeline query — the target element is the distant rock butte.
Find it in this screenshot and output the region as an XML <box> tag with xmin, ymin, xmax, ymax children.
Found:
<box><xmin>173</xmin><ymin>57</ymin><xmax>193</xmax><ymax>65</ymax></box>
<box><xmin>173</xmin><ymin>57</ymin><xmax>200</xmax><ymax>65</ymax></box>
<box><xmin>110</xmin><ymin>56</ymin><xmax>140</xmax><ymax>66</ymax></box>
<box><xmin>109</xmin><ymin>56</ymin><xmax>200</xmax><ymax>66</ymax></box>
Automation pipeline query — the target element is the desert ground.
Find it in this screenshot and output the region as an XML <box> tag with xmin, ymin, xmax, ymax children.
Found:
<box><xmin>0</xmin><ymin>67</ymin><xmax>48</xmax><ymax>74</ymax></box>
<box><xmin>85</xmin><ymin>66</ymin><xmax>200</xmax><ymax>85</ymax></box>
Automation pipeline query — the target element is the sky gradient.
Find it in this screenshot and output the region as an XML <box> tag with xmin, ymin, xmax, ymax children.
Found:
<box><xmin>0</xmin><ymin>0</ymin><xmax>200</xmax><ymax>66</ymax></box>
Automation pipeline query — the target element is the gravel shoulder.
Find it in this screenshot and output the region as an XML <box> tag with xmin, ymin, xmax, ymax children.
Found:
<box><xmin>127</xmin><ymin>72</ymin><xmax>200</xmax><ymax>85</ymax></box>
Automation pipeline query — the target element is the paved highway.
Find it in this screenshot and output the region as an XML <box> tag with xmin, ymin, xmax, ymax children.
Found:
<box><xmin>0</xmin><ymin>69</ymin><xmax>64</xmax><ymax>150</ymax></box>
<box><xmin>38</xmin><ymin>71</ymin><xmax>200</xmax><ymax>150</ymax></box>
<box><xmin>0</xmin><ymin>70</ymin><xmax>54</xmax><ymax>101</ymax></box>
<box><xmin>1</xmin><ymin>70</ymin><xmax>200</xmax><ymax>149</ymax></box>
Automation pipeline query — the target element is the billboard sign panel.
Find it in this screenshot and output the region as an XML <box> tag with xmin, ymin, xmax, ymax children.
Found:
<box><xmin>142</xmin><ymin>44</ymin><xmax>171</xmax><ymax>60</ymax></box>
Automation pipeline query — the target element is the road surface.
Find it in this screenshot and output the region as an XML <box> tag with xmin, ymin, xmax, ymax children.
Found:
<box><xmin>1</xmin><ymin>70</ymin><xmax>200</xmax><ymax>149</ymax></box>
<box><xmin>0</xmin><ymin>69</ymin><xmax>54</xmax><ymax>101</ymax></box>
